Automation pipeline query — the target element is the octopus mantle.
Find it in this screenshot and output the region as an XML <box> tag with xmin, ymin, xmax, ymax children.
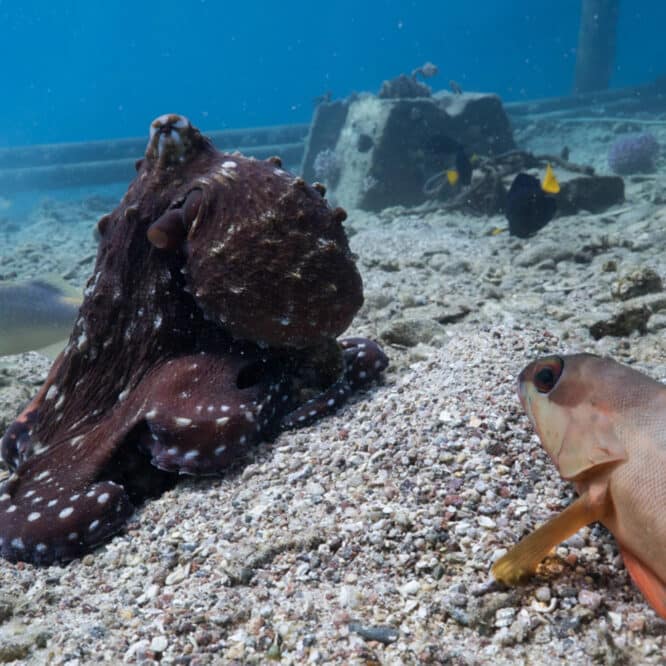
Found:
<box><xmin>0</xmin><ymin>114</ymin><xmax>387</xmax><ymax>565</ymax></box>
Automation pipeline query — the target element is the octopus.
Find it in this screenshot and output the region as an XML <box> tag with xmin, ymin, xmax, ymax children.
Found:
<box><xmin>0</xmin><ymin>114</ymin><xmax>388</xmax><ymax>565</ymax></box>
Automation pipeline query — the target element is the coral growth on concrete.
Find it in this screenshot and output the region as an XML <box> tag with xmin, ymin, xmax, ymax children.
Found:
<box><xmin>378</xmin><ymin>73</ymin><xmax>431</xmax><ymax>99</ymax></box>
<box><xmin>313</xmin><ymin>148</ymin><xmax>341</xmax><ymax>186</ymax></box>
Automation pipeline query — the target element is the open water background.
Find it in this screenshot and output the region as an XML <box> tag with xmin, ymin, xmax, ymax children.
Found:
<box><xmin>1</xmin><ymin>1</ymin><xmax>665</xmax><ymax>146</ymax></box>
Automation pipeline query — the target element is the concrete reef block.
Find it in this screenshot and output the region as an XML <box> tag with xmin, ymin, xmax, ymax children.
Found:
<box><xmin>611</xmin><ymin>267</ymin><xmax>663</xmax><ymax>301</ymax></box>
<box><xmin>557</xmin><ymin>175</ymin><xmax>624</xmax><ymax>215</ymax></box>
<box><xmin>589</xmin><ymin>304</ymin><xmax>651</xmax><ymax>339</ymax></box>
<box><xmin>302</xmin><ymin>92</ymin><xmax>515</xmax><ymax>211</ymax></box>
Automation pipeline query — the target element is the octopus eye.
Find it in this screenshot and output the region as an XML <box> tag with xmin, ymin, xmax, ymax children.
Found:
<box><xmin>146</xmin><ymin>114</ymin><xmax>192</xmax><ymax>164</ymax></box>
<box><xmin>533</xmin><ymin>356</ymin><xmax>564</xmax><ymax>393</ymax></box>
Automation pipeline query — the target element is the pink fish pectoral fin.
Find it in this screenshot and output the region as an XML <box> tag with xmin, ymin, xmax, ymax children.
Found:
<box><xmin>558</xmin><ymin>411</ymin><xmax>627</xmax><ymax>480</ymax></box>
<box><xmin>620</xmin><ymin>546</ymin><xmax>666</xmax><ymax>620</ymax></box>
<box><xmin>492</xmin><ymin>492</ymin><xmax>602</xmax><ymax>585</ymax></box>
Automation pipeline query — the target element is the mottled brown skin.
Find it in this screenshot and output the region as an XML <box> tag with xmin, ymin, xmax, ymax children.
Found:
<box><xmin>0</xmin><ymin>114</ymin><xmax>387</xmax><ymax>565</ymax></box>
<box><xmin>139</xmin><ymin>126</ymin><xmax>364</xmax><ymax>348</ymax></box>
<box><xmin>184</xmin><ymin>164</ymin><xmax>362</xmax><ymax>348</ymax></box>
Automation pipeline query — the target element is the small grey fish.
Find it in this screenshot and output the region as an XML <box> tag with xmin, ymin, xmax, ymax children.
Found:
<box><xmin>0</xmin><ymin>277</ymin><xmax>81</xmax><ymax>356</ymax></box>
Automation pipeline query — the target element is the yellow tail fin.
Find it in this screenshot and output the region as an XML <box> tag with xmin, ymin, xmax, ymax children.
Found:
<box><xmin>541</xmin><ymin>163</ymin><xmax>560</xmax><ymax>194</ymax></box>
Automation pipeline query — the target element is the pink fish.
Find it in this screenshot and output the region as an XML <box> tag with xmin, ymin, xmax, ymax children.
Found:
<box><xmin>493</xmin><ymin>354</ymin><xmax>666</xmax><ymax>619</ymax></box>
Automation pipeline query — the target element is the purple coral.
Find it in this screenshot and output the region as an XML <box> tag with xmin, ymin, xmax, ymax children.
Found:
<box><xmin>608</xmin><ymin>132</ymin><xmax>659</xmax><ymax>174</ymax></box>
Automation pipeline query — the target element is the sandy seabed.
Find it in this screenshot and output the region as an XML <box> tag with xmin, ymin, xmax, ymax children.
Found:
<box><xmin>1</xmin><ymin>118</ymin><xmax>666</xmax><ymax>664</ymax></box>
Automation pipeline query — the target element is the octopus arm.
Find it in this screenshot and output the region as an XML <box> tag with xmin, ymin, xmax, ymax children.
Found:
<box><xmin>136</xmin><ymin>352</ymin><xmax>291</xmax><ymax>475</ymax></box>
<box><xmin>1</xmin><ymin>354</ymin><xmax>67</xmax><ymax>470</ymax></box>
<box><xmin>0</xmin><ymin>436</ymin><xmax>133</xmax><ymax>565</ymax></box>
<box><xmin>281</xmin><ymin>337</ymin><xmax>388</xmax><ymax>429</ymax></box>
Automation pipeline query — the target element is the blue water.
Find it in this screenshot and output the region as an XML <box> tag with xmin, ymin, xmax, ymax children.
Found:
<box><xmin>1</xmin><ymin>1</ymin><xmax>665</xmax><ymax>146</ymax></box>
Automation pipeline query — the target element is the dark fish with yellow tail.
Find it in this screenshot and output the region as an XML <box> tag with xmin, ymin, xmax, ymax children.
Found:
<box><xmin>505</xmin><ymin>165</ymin><xmax>560</xmax><ymax>238</ymax></box>
<box><xmin>429</xmin><ymin>134</ymin><xmax>473</xmax><ymax>187</ymax></box>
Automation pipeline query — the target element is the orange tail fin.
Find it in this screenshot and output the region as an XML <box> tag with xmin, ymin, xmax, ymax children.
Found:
<box><xmin>620</xmin><ymin>546</ymin><xmax>666</xmax><ymax>619</ymax></box>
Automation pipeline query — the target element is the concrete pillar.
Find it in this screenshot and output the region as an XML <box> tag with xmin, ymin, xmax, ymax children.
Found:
<box><xmin>574</xmin><ymin>0</ymin><xmax>620</xmax><ymax>94</ymax></box>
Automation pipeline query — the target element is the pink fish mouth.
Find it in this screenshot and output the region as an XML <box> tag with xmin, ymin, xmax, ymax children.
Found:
<box><xmin>516</xmin><ymin>366</ymin><xmax>548</xmax><ymax>450</ymax></box>
<box><xmin>516</xmin><ymin>378</ymin><xmax>556</xmax><ymax>462</ymax></box>
<box><xmin>515</xmin><ymin>360</ymin><xmax>567</xmax><ymax>474</ymax></box>
<box><xmin>516</xmin><ymin>366</ymin><xmax>532</xmax><ymax>414</ymax></box>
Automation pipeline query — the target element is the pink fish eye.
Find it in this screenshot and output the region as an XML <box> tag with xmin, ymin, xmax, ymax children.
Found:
<box><xmin>533</xmin><ymin>356</ymin><xmax>564</xmax><ymax>393</ymax></box>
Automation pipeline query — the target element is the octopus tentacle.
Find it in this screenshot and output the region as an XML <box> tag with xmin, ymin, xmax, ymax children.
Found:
<box><xmin>1</xmin><ymin>409</ymin><xmax>40</xmax><ymax>471</ymax></box>
<box><xmin>1</xmin><ymin>355</ymin><xmax>67</xmax><ymax>469</ymax></box>
<box><xmin>281</xmin><ymin>337</ymin><xmax>388</xmax><ymax>429</ymax></box>
<box><xmin>136</xmin><ymin>352</ymin><xmax>290</xmax><ymax>475</ymax></box>
<box><xmin>339</xmin><ymin>337</ymin><xmax>390</xmax><ymax>389</ymax></box>
<box><xmin>0</xmin><ymin>437</ymin><xmax>134</xmax><ymax>564</ymax></box>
